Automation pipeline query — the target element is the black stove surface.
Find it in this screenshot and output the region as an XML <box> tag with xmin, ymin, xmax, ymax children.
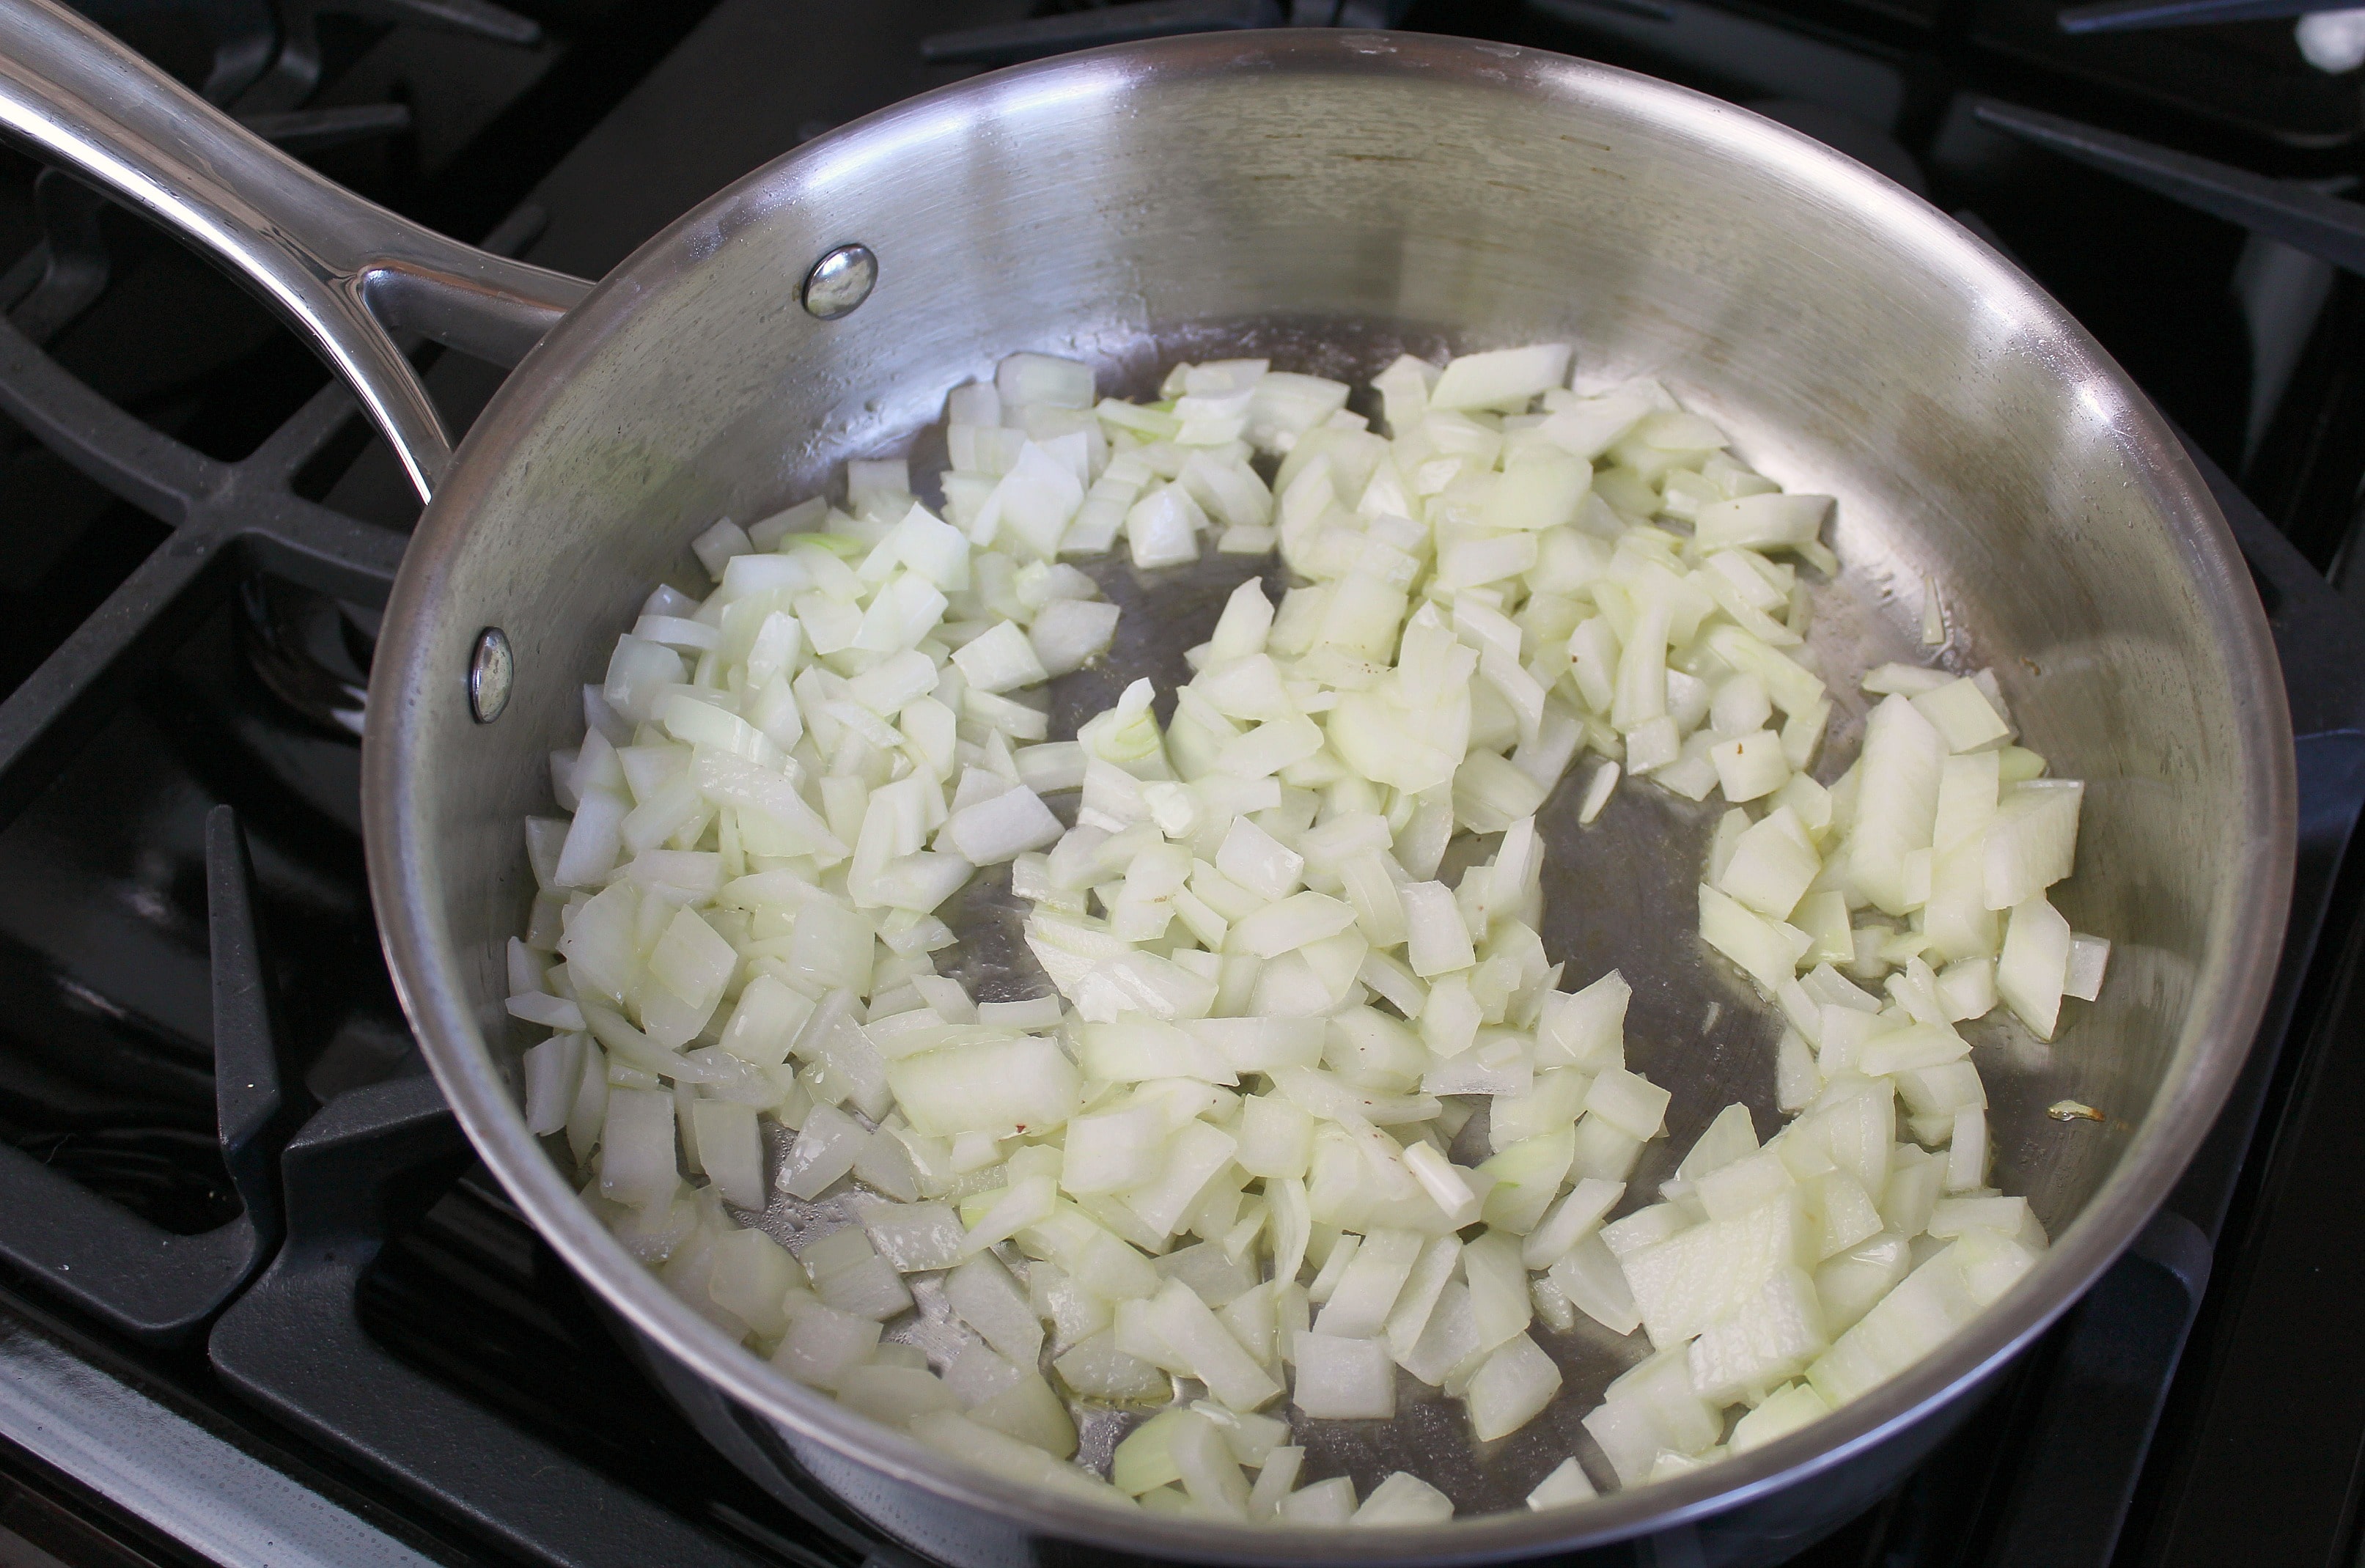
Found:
<box><xmin>5</xmin><ymin>0</ymin><xmax>2365</xmax><ymax>1565</ymax></box>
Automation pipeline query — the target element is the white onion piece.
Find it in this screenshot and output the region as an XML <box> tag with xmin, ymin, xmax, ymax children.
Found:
<box><xmin>941</xmin><ymin>784</ymin><xmax>1062</xmax><ymax>866</ymax></box>
<box><xmin>2064</xmin><ymin>932</ymin><xmax>2111</xmax><ymax>1001</ymax></box>
<box><xmin>1167</xmin><ymin>1409</ymin><xmax>1251</xmax><ymax>1518</ymax></box>
<box><xmin>948</xmin><ymin>1251</ymin><xmax>1045</xmax><ymax>1365</ymax></box>
<box><xmin>839</xmin><ymin>1365</ymin><xmax>960</xmax><ymax>1427</ymax></box>
<box><xmin>689</xmin><ymin>1100</ymin><xmax>765</xmax><ymax>1210</ymax></box>
<box><xmin>1428</xmin><ymin>344</ymin><xmax>1571</xmax><ymax>411</ymax></box>
<box><xmin>861</xmin><ymin>1202</ymin><xmax>966</xmax><ymax>1273</ymax></box>
<box><xmin>1148</xmin><ymin>1281</ymin><xmax>1281</xmax><ymax>1412</ymax></box>
<box><xmin>521</xmin><ymin>1034</ymin><xmax>584</xmax><ymax>1135</ymax></box>
<box><xmin>1522</xmin><ymin>1177</ymin><xmax>1625</xmax><ymax>1270</ymax></box>
<box><xmin>1381</xmin><ymin>1235</ymin><xmax>1462</xmax><ymax>1360</ymax></box>
<box><xmin>771</xmin><ymin>1302</ymin><xmax>880</xmax><ymax>1391</ymax></box>
<box><xmin>697</xmin><ymin>1228</ymin><xmax>792</xmax><ymax>1336</ymax></box>
<box><xmin>1729</xmin><ymin>1380</ymin><xmax>1832</xmax><ymax>1452</ymax></box>
<box><xmin>779</xmin><ymin>1103</ymin><xmax>868</xmax><ymax>1200</ymax></box>
<box><xmin>1465</xmin><ymin>1332</ymin><xmax>1563</xmax><ymax>1441</ymax></box>
<box><xmin>1526</xmin><ymin>1457</ymin><xmax>1598</xmax><ymax>1509</ymax></box>
<box><xmin>801</xmin><ymin>1227</ymin><xmax>913</xmax><ymax>1321</ymax></box>
<box><xmin>1248</xmin><ymin>1446</ymin><xmax>1305</xmax><ymax>1519</ymax></box>
<box><xmin>1313</xmin><ymin>1229</ymin><xmax>1423</xmax><ymax>1340</ymax></box>
<box><xmin>1054</xmin><ymin>1331</ymin><xmax>1168</xmax><ymax>1402</ymax></box>
<box><xmin>597</xmin><ymin>1088</ymin><xmax>680</xmax><ymax>1206</ymax></box>
<box><xmin>1291</xmin><ymin>1331</ymin><xmax>1395</xmax><ymax>1419</ymax></box>
<box><xmin>1984</xmin><ymin>781</ymin><xmax>2083</xmax><ymax>911</ymax></box>
<box><xmin>1351</xmin><ymin>1471</ymin><xmax>1455</xmax><ymax>1525</ymax></box>
<box><xmin>1280</xmin><ymin>1476</ymin><xmax>1359</xmax><ymax>1524</ymax></box>
<box><xmin>1996</xmin><ymin>894</ymin><xmax>2073</xmax><ymax>1039</ymax></box>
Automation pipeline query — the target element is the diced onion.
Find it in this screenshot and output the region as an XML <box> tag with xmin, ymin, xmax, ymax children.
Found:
<box><xmin>512</xmin><ymin>342</ymin><xmax>2098</xmax><ymax>1525</ymax></box>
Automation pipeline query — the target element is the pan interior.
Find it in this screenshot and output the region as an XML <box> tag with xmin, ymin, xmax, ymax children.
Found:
<box><xmin>380</xmin><ymin>31</ymin><xmax>2278</xmax><ymax>1547</ymax></box>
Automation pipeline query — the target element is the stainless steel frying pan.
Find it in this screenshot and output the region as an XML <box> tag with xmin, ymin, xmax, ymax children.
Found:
<box><xmin>0</xmin><ymin>4</ymin><xmax>2295</xmax><ymax>1562</ymax></box>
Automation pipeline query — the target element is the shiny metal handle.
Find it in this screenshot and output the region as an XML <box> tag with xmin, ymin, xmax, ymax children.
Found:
<box><xmin>0</xmin><ymin>0</ymin><xmax>593</xmax><ymax>499</ymax></box>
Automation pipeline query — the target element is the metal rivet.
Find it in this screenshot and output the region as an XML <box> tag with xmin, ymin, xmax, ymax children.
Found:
<box><xmin>469</xmin><ymin>627</ymin><xmax>512</xmax><ymax>724</ymax></box>
<box><xmin>802</xmin><ymin>243</ymin><xmax>877</xmax><ymax>320</ymax></box>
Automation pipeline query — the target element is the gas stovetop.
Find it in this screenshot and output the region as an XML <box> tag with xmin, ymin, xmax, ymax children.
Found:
<box><xmin>5</xmin><ymin>1</ymin><xmax>2365</xmax><ymax>1564</ymax></box>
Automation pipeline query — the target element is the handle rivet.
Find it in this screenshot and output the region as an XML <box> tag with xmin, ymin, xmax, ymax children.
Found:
<box><xmin>803</xmin><ymin>243</ymin><xmax>877</xmax><ymax>320</ymax></box>
<box><xmin>469</xmin><ymin>627</ymin><xmax>512</xmax><ymax>724</ymax></box>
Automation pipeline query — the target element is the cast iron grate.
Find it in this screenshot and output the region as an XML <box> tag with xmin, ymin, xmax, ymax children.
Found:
<box><xmin>1</xmin><ymin>1</ymin><xmax>2364</xmax><ymax>1565</ymax></box>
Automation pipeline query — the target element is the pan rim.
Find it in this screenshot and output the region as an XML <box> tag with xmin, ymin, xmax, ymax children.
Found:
<box><xmin>363</xmin><ymin>27</ymin><xmax>2298</xmax><ymax>1561</ymax></box>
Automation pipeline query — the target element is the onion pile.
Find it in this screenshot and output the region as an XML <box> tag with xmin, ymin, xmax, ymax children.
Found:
<box><xmin>507</xmin><ymin>342</ymin><xmax>2108</xmax><ymax>1523</ymax></box>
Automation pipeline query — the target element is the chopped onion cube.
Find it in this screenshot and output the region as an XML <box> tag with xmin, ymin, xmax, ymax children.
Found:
<box><xmin>1351</xmin><ymin>1471</ymin><xmax>1455</xmax><ymax>1526</ymax></box>
<box><xmin>1281</xmin><ymin>1476</ymin><xmax>1361</xmax><ymax>1525</ymax></box>
<box><xmin>1996</xmin><ymin>894</ymin><xmax>2073</xmax><ymax>1039</ymax></box>
<box><xmin>2064</xmin><ymin>932</ymin><xmax>2111</xmax><ymax>1002</ymax></box>
<box><xmin>1526</xmin><ymin>1457</ymin><xmax>1598</xmax><ymax>1509</ymax></box>
<box><xmin>1292</xmin><ymin>1331</ymin><xmax>1395</xmax><ymax>1419</ymax></box>
<box><xmin>1523</xmin><ymin>1177</ymin><xmax>1625</xmax><ymax>1270</ymax></box>
<box><xmin>1465</xmin><ymin>1333</ymin><xmax>1562</xmax><ymax>1440</ymax></box>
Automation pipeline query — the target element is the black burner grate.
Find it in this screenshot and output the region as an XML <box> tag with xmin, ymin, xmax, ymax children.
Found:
<box><xmin>4</xmin><ymin>0</ymin><xmax>2365</xmax><ymax>1564</ymax></box>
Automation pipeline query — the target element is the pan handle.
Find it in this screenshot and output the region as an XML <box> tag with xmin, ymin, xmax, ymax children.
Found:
<box><xmin>0</xmin><ymin>0</ymin><xmax>592</xmax><ymax>500</ymax></box>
